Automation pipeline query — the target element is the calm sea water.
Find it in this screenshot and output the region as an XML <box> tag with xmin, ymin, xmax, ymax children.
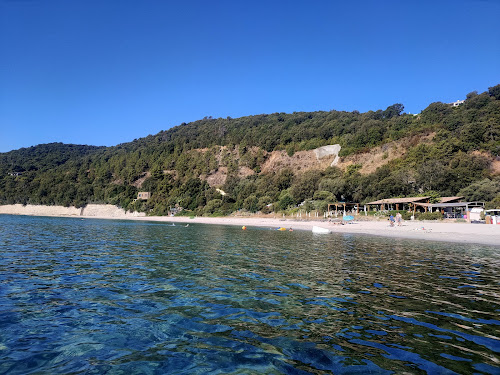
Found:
<box><xmin>0</xmin><ymin>215</ymin><xmax>499</xmax><ymax>375</ymax></box>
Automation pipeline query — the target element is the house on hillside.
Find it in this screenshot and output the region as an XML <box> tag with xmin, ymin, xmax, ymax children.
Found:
<box><xmin>137</xmin><ymin>192</ymin><xmax>151</xmax><ymax>200</ymax></box>
<box><xmin>449</xmin><ymin>100</ymin><xmax>465</xmax><ymax>107</ymax></box>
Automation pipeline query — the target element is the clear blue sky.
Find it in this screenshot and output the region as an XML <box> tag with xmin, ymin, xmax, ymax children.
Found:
<box><xmin>1</xmin><ymin>0</ymin><xmax>499</xmax><ymax>153</ymax></box>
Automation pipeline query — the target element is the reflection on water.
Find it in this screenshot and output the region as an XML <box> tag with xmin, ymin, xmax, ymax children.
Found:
<box><xmin>0</xmin><ymin>215</ymin><xmax>499</xmax><ymax>374</ymax></box>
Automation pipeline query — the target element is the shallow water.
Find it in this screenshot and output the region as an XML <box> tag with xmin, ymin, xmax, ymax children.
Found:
<box><xmin>0</xmin><ymin>215</ymin><xmax>499</xmax><ymax>374</ymax></box>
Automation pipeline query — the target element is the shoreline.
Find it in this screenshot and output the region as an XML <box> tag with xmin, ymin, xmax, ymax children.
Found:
<box><xmin>1</xmin><ymin>204</ymin><xmax>499</xmax><ymax>247</ymax></box>
<box><xmin>118</xmin><ymin>215</ymin><xmax>500</xmax><ymax>247</ymax></box>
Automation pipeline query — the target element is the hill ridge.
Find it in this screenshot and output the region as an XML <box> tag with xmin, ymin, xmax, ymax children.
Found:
<box><xmin>1</xmin><ymin>84</ymin><xmax>499</xmax><ymax>214</ymax></box>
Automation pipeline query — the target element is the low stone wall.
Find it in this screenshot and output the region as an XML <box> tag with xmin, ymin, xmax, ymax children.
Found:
<box><xmin>82</xmin><ymin>204</ymin><xmax>145</xmax><ymax>217</ymax></box>
<box><xmin>0</xmin><ymin>204</ymin><xmax>81</xmax><ymax>216</ymax></box>
<box><xmin>0</xmin><ymin>204</ymin><xmax>145</xmax><ymax>218</ymax></box>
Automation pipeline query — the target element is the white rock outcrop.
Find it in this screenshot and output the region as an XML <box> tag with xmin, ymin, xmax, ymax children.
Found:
<box><xmin>313</xmin><ymin>144</ymin><xmax>341</xmax><ymax>166</ymax></box>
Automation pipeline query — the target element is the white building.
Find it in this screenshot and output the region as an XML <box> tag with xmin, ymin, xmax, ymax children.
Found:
<box><xmin>449</xmin><ymin>100</ymin><xmax>465</xmax><ymax>107</ymax></box>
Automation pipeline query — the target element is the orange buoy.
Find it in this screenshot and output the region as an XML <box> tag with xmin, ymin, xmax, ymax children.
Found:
<box><xmin>242</xmin><ymin>226</ymin><xmax>247</xmax><ymax>230</ymax></box>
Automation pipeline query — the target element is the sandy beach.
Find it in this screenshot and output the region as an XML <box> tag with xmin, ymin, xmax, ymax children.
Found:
<box><xmin>1</xmin><ymin>204</ymin><xmax>499</xmax><ymax>246</ymax></box>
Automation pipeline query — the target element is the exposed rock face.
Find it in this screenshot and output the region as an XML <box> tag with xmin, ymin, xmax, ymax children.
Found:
<box><xmin>337</xmin><ymin>133</ymin><xmax>436</xmax><ymax>174</ymax></box>
<box><xmin>131</xmin><ymin>172</ymin><xmax>151</xmax><ymax>188</ymax></box>
<box><xmin>205</xmin><ymin>167</ymin><xmax>228</xmax><ymax>187</ymax></box>
<box><xmin>313</xmin><ymin>145</ymin><xmax>341</xmax><ymax>166</ymax></box>
<box><xmin>198</xmin><ymin>145</ymin><xmax>343</xmax><ymax>186</ymax></box>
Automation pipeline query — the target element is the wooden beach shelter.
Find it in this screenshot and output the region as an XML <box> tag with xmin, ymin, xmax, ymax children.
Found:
<box><xmin>438</xmin><ymin>196</ymin><xmax>465</xmax><ymax>204</ymax></box>
<box><xmin>366</xmin><ymin>197</ymin><xmax>430</xmax><ymax>211</ymax></box>
<box><xmin>328</xmin><ymin>202</ymin><xmax>360</xmax><ymax>216</ymax></box>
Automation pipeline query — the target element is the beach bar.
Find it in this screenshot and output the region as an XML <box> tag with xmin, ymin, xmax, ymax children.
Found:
<box><xmin>414</xmin><ymin>201</ymin><xmax>485</xmax><ymax>221</ymax></box>
<box><xmin>366</xmin><ymin>196</ymin><xmax>466</xmax><ymax>213</ymax></box>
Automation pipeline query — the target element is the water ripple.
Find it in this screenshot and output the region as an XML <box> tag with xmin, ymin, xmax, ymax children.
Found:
<box><xmin>0</xmin><ymin>215</ymin><xmax>499</xmax><ymax>374</ymax></box>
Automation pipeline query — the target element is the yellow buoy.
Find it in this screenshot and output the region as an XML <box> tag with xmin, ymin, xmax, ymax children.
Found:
<box><xmin>242</xmin><ymin>226</ymin><xmax>247</xmax><ymax>230</ymax></box>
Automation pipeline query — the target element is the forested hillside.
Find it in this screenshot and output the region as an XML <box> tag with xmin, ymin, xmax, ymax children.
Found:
<box><xmin>1</xmin><ymin>85</ymin><xmax>499</xmax><ymax>215</ymax></box>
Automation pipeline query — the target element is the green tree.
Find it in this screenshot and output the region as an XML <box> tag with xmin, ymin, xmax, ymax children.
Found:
<box><xmin>204</xmin><ymin>199</ymin><xmax>223</xmax><ymax>215</ymax></box>
<box><xmin>383</xmin><ymin>103</ymin><xmax>404</xmax><ymax>118</ymax></box>
<box><xmin>488</xmin><ymin>84</ymin><xmax>500</xmax><ymax>99</ymax></box>
<box><xmin>279</xmin><ymin>193</ymin><xmax>295</xmax><ymax>210</ymax></box>
<box><xmin>459</xmin><ymin>178</ymin><xmax>500</xmax><ymax>202</ymax></box>
<box><xmin>290</xmin><ymin>170</ymin><xmax>322</xmax><ymax>203</ymax></box>
<box><xmin>243</xmin><ymin>195</ymin><xmax>258</xmax><ymax>212</ymax></box>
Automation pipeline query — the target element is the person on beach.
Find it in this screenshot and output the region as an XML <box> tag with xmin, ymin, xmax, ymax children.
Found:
<box><xmin>389</xmin><ymin>214</ymin><xmax>395</xmax><ymax>227</ymax></box>
<box><xmin>396</xmin><ymin>212</ymin><xmax>402</xmax><ymax>226</ymax></box>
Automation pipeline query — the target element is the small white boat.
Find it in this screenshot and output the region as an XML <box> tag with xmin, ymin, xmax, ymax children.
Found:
<box><xmin>312</xmin><ymin>226</ymin><xmax>331</xmax><ymax>234</ymax></box>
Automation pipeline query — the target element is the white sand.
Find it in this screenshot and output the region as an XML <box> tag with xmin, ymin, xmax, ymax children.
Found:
<box><xmin>1</xmin><ymin>204</ymin><xmax>499</xmax><ymax>246</ymax></box>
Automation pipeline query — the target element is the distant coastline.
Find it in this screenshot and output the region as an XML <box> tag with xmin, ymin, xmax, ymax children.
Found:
<box><xmin>1</xmin><ymin>204</ymin><xmax>499</xmax><ymax>247</ymax></box>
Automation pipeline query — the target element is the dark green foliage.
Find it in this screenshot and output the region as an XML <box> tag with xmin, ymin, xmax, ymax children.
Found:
<box><xmin>290</xmin><ymin>170</ymin><xmax>322</xmax><ymax>203</ymax></box>
<box><xmin>459</xmin><ymin>178</ymin><xmax>500</xmax><ymax>202</ymax></box>
<box><xmin>383</xmin><ymin>103</ymin><xmax>404</xmax><ymax>119</ymax></box>
<box><xmin>421</xmin><ymin>102</ymin><xmax>453</xmax><ymax>125</ymax></box>
<box><xmin>416</xmin><ymin>211</ymin><xmax>443</xmax><ymax>220</ymax></box>
<box><xmin>486</xmin><ymin>194</ymin><xmax>500</xmax><ymax>209</ymax></box>
<box><xmin>204</xmin><ymin>199</ymin><xmax>223</xmax><ymax>215</ymax></box>
<box><xmin>0</xmin><ymin>85</ymin><xmax>499</xmax><ymax>213</ymax></box>
<box><xmin>243</xmin><ymin>195</ymin><xmax>258</xmax><ymax>213</ymax></box>
<box><xmin>489</xmin><ymin>84</ymin><xmax>500</xmax><ymax>99</ymax></box>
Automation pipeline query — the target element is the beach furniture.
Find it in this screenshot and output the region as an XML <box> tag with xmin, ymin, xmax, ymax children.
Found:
<box><xmin>343</xmin><ymin>215</ymin><xmax>354</xmax><ymax>223</ymax></box>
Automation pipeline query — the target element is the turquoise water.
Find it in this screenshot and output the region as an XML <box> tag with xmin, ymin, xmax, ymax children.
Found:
<box><xmin>0</xmin><ymin>215</ymin><xmax>499</xmax><ymax>374</ymax></box>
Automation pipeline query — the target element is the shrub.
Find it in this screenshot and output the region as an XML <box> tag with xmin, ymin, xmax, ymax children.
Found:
<box><xmin>400</xmin><ymin>211</ymin><xmax>412</xmax><ymax>220</ymax></box>
<box><xmin>204</xmin><ymin>199</ymin><xmax>223</xmax><ymax>215</ymax></box>
<box><xmin>257</xmin><ymin>196</ymin><xmax>273</xmax><ymax>211</ymax></box>
<box><xmin>175</xmin><ymin>210</ymin><xmax>195</xmax><ymax>217</ymax></box>
<box><xmin>416</xmin><ymin>211</ymin><xmax>443</xmax><ymax>220</ymax></box>
<box><xmin>260</xmin><ymin>205</ymin><xmax>272</xmax><ymax>214</ymax></box>
<box><xmin>243</xmin><ymin>195</ymin><xmax>258</xmax><ymax>213</ymax></box>
<box><xmin>279</xmin><ymin>194</ymin><xmax>295</xmax><ymax>210</ymax></box>
<box><xmin>313</xmin><ymin>190</ymin><xmax>335</xmax><ymax>201</ymax></box>
<box><xmin>387</xmin><ymin>210</ymin><xmax>412</xmax><ymax>220</ymax></box>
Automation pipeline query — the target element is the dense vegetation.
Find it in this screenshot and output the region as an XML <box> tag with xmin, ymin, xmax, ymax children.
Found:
<box><xmin>1</xmin><ymin>85</ymin><xmax>499</xmax><ymax>214</ymax></box>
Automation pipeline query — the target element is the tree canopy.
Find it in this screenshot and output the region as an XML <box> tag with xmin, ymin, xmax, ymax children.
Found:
<box><xmin>1</xmin><ymin>85</ymin><xmax>499</xmax><ymax>213</ymax></box>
